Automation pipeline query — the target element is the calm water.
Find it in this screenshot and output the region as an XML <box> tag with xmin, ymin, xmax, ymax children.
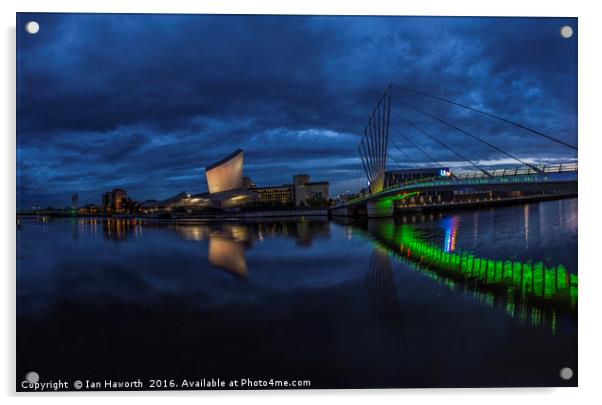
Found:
<box><xmin>16</xmin><ymin>198</ymin><xmax>578</xmax><ymax>389</ymax></box>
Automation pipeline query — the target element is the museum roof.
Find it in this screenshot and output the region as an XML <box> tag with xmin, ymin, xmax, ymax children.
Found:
<box><xmin>205</xmin><ymin>149</ymin><xmax>243</xmax><ymax>171</ymax></box>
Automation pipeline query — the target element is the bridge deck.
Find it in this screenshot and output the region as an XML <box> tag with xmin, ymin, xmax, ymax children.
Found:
<box><xmin>335</xmin><ymin>164</ymin><xmax>577</xmax><ymax>210</ymax></box>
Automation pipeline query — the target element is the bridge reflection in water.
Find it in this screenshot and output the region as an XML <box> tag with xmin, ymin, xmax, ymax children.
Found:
<box><xmin>366</xmin><ymin>248</ymin><xmax>406</xmax><ymax>346</ymax></box>
<box><xmin>347</xmin><ymin>217</ymin><xmax>577</xmax><ymax>333</ymax></box>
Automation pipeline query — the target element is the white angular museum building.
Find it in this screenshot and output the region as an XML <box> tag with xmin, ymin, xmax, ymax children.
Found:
<box><xmin>140</xmin><ymin>149</ymin><xmax>258</xmax><ymax>213</ymax></box>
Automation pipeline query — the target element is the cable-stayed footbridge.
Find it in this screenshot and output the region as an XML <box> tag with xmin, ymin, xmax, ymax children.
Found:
<box><xmin>331</xmin><ymin>85</ymin><xmax>577</xmax><ymax>218</ymax></box>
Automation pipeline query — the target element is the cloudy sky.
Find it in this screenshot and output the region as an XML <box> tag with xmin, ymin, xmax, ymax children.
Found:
<box><xmin>16</xmin><ymin>13</ymin><xmax>577</xmax><ymax>208</ymax></box>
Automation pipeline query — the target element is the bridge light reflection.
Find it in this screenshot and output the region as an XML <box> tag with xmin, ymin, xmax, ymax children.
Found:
<box><xmin>408</xmin><ymin>225</ymin><xmax>575</xmax><ymax>306</ymax></box>
<box><xmin>363</xmin><ymin>223</ymin><xmax>577</xmax><ymax>333</ymax></box>
<box><xmin>443</xmin><ymin>216</ymin><xmax>459</xmax><ymax>252</ymax></box>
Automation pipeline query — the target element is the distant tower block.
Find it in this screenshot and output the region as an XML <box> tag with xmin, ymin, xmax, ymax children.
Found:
<box><xmin>71</xmin><ymin>193</ymin><xmax>78</xmax><ymax>209</ymax></box>
<box><xmin>112</xmin><ymin>188</ymin><xmax>127</xmax><ymax>210</ymax></box>
<box><xmin>205</xmin><ymin>149</ymin><xmax>244</xmax><ymax>194</ymax></box>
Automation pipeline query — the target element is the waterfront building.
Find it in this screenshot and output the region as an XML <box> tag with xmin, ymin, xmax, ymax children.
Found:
<box><xmin>253</xmin><ymin>185</ymin><xmax>294</xmax><ymax>208</ymax></box>
<box><xmin>242</xmin><ymin>176</ymin><xmax>256</xmax><ymax>189</ymax></box>
<box><xmin>384</xmin><ymin>167</ymin><xmax>451</xmax><ymax>188</ymax></box>
<box><xmin>71</xmin><ymin>193</ymin><xmax>78</xmax><ymax>209</ymax></box>
<box><xmin>140</xmin><ymin>149</ymin><xmax>258</xmax><ymax>213</ymax></box>
<box><xmin>112</xmin><ymin>188</ymin><xmax>127</xmax><ymax>210</ymax></box>
<box><xmin>101</xmin><ymin>192</ymin><xmax>111</xmax><ymax>209</ymax></box>
<box><xmin>139</xmin><ymin>150</ymin><xmax>331</xmax><ymax>214</ymax></box>
<box><xmin>202</xmin><ymin>149</ymin><xmax>258</xmax><ymax>208</ymax></box>
<box><xmin>292</xmin><ymin>174</ymin><xmax>329</xmax><ymax>207</ymax></box>
<box><xmin>248</xmin><ymin>174</ymin><xmax>329</xmax><ymax>208</ymax></box>
<box><xmin>101</xmin><ymin>188</ymin><xmax>128</xmax><ymax>211</ymax></box>
<box><xmin>79</xmin><ymin>203</ymin><xmax>99</xmax><ymax>214</ymax></box>
<box><xmin>205</xmin><ymin>149</ymin><xmax>244</xmax><ymax>193</ymax></box>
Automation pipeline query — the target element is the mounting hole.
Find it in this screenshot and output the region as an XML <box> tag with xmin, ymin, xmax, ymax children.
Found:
<box><xmin>559</xmin><ymin>367</ymin><xmax>573</xmax><ymax>380</ymax></box>
<box><xmin>25</xmin><ymin>371</ymin><xmax>39</xmax><ymax>383</ymax></box>
<box><xmin>560</xmin><ymin>25</ymin><xmax>573</xmax><ymax>39</ymax></box>
<box><xmin>25</xmin><ymin>21</ymin><xmax>39</xmax><ymax>35</ymax></box>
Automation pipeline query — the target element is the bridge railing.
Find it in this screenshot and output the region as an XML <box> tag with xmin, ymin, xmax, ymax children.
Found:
<box><xmin>382</xmin><ymin>163</ymin><xmax>577</xmax><ymax>193</ymax></box>
<box><xmin>338</xmin><ymin>163</ymin><xmax>577</xmax><ymax>207</ymax></box>
<box><xmin>453</xmin><ymin>163</ymin><xmax>578</xmax><ymax>180</ymax></box>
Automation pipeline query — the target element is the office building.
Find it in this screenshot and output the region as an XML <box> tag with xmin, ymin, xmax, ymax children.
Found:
<box><xmin>101</xmin><ymin>188</ymin><xmax>127</xmax><ymax>211</ymax></box>
<box><xmin>101</xmin><ymin>192</ymin><xmax>111</xmax><ymax>209</ymax></box>
<box><xmin>384</xmin><ymin>167</ymin><xmax>451</xmax><ymax>188</ymax></box>
<box><xmin>112</xmin><ymin>188</ymin><xmax>127</xmax><ymax>210</ymax></box>
<box><xmin>292</xmin><ymin>174</ymin><xmax>329</xmax><ymax>207</ymax></box>
<box><xmin>253</xmin><ymin>185</ymin><xmax>294</xmax><ymax>207</ymax></box>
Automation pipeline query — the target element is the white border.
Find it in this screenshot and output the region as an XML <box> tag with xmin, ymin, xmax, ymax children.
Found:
<box><xmin>3</xmin><ymin>1</ymin><xmax>601</xmax><ymax>404</ymax></box>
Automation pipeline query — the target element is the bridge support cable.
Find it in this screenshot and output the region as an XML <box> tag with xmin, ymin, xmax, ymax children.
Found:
<box><xmin>389</xmin><ymin>125</ymin><xmax>446</xmax><ymax>169</ymax></box>
<box><xmin>359</xmin><ymin>137</ymin><xmax>377</xmax><ymax>188</ymax></box>
<box><xmin>383</xmin><ymin>86</ymin><xmax>392</xmax><ymax>181</ymax></box>
<box><xmin>359</xmin><ymin>85</ymin><xmax>393</xmax><ymax>193</ymax></box>
<box><xmin>357</xmin><ymin>156</ymin><xmax>367</xmax><ymax>195</ymax></box>
<box><xmin>388</xmin><ymin>139</ymin><xmax>422</xmax><ymax>169</ymax></box>
<box><xmin>387</xmin><ymin>149</ymin><xmax>411</xmax><ymax>170</ymax></box>
<box><xmin>369</xmin><ymin>117</ymin><xmax>380</xmax><ymax>183</ymax></box>
<box><xmin>358</xmin><ymin>145</ymin><xmax>372</xmax><ymax>189</ymax></box>
<box><xmin>393</xmin><ymin>97</ymin><xmax>544</xmax><ymax>174</ymax></box>
<box><xmin>356</xmin><ymin>155</ymin><xmax>368</xmax><ymax>194</ymax></box>
<box><xmin>363</xmin><ymin>129</ymin><xmax>382</xmax><ymax>187</ymax></box>
<box><xmin>391</xmin><ymin>110</ymin><xmax>493</xmax><ymax>177</ymax></box>
<box><xmin>361</xmin><ymin>129</ymin><xmax>380</xmax><ymax>191</ymax></box>
<box><xmin>393</xmin><ymin>85</ymin><xmax>578</xmax><ymax>151</ymax></box>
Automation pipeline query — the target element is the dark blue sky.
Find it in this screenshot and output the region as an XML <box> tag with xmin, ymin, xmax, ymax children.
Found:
<box><xmin>16</xmin><ymin>13</ymin><xmax>577</xmax><ymax>208</ymax></box>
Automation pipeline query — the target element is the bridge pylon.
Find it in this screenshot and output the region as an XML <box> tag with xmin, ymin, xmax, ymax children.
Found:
<box><xmin>359</xmin><ymin>85</ymin><xmax>392</xmax><ymax>194</ymax></box>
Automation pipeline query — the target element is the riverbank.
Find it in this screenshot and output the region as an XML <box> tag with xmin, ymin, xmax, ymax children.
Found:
<box><xmin>331</xmin><ymin>192</ymin><xmax>577</xmax><ymax>217</ymax></box>
<box><xmin>17</xmin><ymin>193</ymin><xmax>578</xmax><ymax>221</ymax></box>
<box><xmin>17</xmin><ymin>208</ymin><xmax>329</xmax><ymax>220</ymax></box>
<box><xmin>417</xmin><ymin>192</ymin><xmax>577</xmax><ymax>213</ymax></box>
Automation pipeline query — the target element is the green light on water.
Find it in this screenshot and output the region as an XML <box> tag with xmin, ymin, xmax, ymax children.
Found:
<box><xmin>384</xmin><ymin>225</ymin><xmax>577</xmax><ymax>308</ymax></box>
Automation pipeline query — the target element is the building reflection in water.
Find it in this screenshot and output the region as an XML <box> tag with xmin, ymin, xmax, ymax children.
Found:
<box><xmin>70</xmin><ymin>218</ymin><xmax>106</xmax><ymax>240</ymax></box>
<box><xmin>101</xmin><ymin>218</ymin><xmax>143</xmax><ymax>241</ymax></box>
<box><xmin>366</xmin><ymin>247</ymin><xmax>405</xmax><ymax>346</ymax></box>
<box><xmin>64</xmin><ymin>218</ymin><xmax>146</xmax><ymax>242</ymax></box>
<box><xmin>170</xmin><ymin>222</ymin><xmax>250</xmax><ymax>277</ymax></box>
<box><xmin>177</xmin><ymin>220</ymin><xmax>330</xmax><ymax>275</ymax></box>
<box><xmin>91</xmin><ymin>219</ymin><xmax>297</xmax><ymax>276</ymax></box>
<box><xmin>92</xmin><ymin>219</ymin><xmax>331</xmax><ymax>276</ymax></box>
<box><xmin>208</xmin><ymin>236</ymin><xmax>247</xmax><ymax>277</ymax></box>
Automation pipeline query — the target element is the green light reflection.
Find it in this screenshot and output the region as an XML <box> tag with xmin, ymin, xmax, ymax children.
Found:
<box><xmin>358</xmin><ymin>221</ymin><xmax>577</xmax><ymax>333</ymax></box>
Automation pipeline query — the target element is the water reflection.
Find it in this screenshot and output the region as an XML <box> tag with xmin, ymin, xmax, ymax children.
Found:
<box><xmin>103</xmin><ymin>218</ymin><xmax>143</xmax><ymax>240</ymax></box>
<box><xmin>524</xmin><ymin>204</ymin><xmax>530</xmax><ymax>247</ymax></box>
<box><xmin>173</xmin><ymin>223</ymin><xmax>251</xmax><ymax>276</ymax></box>
<box><xmin>366</xmin><ymin>248</ymin><xmax>405</xmax><ymax>345</ymax></box>
<box><xmin>31</xmin><ymin>202</ymin><xmax>578</xmax><ymax>317</ymax></box>
<box><xmin>442</xmin><ymin>215</ymin><xmax>459</xmax><ymax>252</ymax></box>
<box><xmin>65</xmin><ymin>218</ymin><xmax>332</xmax><ymax>276</ymax></box>
<box><xmin>208</xmin><ymin>236</ymin><xmax>247</xmax><ymax>277</ymax></box>
<box><xmin>336</xmin><ymin>199</ymin><xmax>578</xmax><ymax>333</ymax></box>
<box><xmin>16</xmin><ymin>199</ymin><xmax>578</xmax><ymax>388</ymax></box>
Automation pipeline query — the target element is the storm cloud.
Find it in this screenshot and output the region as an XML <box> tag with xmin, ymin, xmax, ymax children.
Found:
<box><xmin>16</xmin><ymin>14</ymin><xmax>577</xmax><ymax>207</ymax></box>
